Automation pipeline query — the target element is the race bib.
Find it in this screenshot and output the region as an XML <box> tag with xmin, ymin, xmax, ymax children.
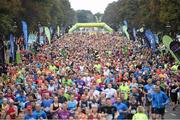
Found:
<box><xmin>131</xmin><ymin>109</ymin><xmax>136</xmax><ymax>114</ymax></box>
<box><xmin>171</xmin><ymin>89</ymin><xmax>176</xmax><ymax>93</ymax></box>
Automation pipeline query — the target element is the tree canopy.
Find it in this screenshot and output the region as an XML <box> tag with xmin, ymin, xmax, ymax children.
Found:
<box><xmin>102</xmin><ymin>0</ymin><xmax>180</xmax><ymax>35</ymax></box>
<box><xmin>76</xmin><ymin>10</ymin><xmax>95</xmax><ymax>23</ymax></box>
<box><xmin>0</xmin><ymin>0</ymin><xmax>76</xmax><ymax>37</ymax></box>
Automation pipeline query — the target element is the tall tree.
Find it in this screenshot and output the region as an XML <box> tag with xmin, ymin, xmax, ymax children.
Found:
<box><xmin>0</xmin><ymin>0</ymin><xmax>22</xmax><ymax>37</ymax></box>
<box><xmin>103</xmin><ymin>0</ymin><xmax>180</xmax><ymax>34</ymax></box>
<box><xmin>76</xmin><ymin>10</ymin><xmax>95</xmax><ymax>23</ymax></box>
<box><xmin>0</xmin><ymin>0</ymin><xmax>76</xmax><ymax>37</ymax></box>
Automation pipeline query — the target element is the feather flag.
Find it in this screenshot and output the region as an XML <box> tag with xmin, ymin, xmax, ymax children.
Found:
<box><xmin>170</xmin><ymin>41</ymin><xmax>180</xmax><ymax>62</ymax></box>
<box><xmin>44</xmin><ymin>27</ymin><xmax>51</xmax><ymax>44</ymax></box>
<box><xmin>122</xmin><ymin>20</ymin><xmax>130</xmax><ymax>40</ymax></box>
<box><xmin>9</xmin><ymin>33</ymin><xmax>15</xmax><ymax>61</ymax></box>
<box><xmin>145</xmin><ymin>29</ymin><xmax>156</xmax><ymax>52</ymax></box>
<box><xmin>39</xmin><ymin>27</ymin><xmax>44</xmax><ymax>45</ymax></box>
<box><xmin>122</xmin><ymin>25</ymin><xmax>130</xmax><ymax>40</ymax></box>
<box><xmin>22</xmin><ymin>21</ymin><xmax>28</xmax><ymax>50</ymax></box>
<box><xmin>163</xmin><ymin>35</ymin><xmax>179</xmax><ymax>62</ymax></box>
<box><xmin>154</xmin><ymin>34</ymin><xmax>159</xmax><ymax>44</ymax></box>
<box><xmin>133</xmin><ymin>28</ymin><xmax>137</xmax><ymax>41</ymax></box>
<box><xmin>57</xmin><ymin>26</ymin><xmax>60</xmax><ymax>37</ymax></box>
<box><xmin>50</xmin><ymin>27</ymin><xmax>53</xmax><ymax>36</ymax></box>
<box><xmin>28</xmin><ymin>33</ymin><xmax>37</xmax><ymax>44</ymax></box>
<box><xmin>123</xmin><ymin>20</ymin><xmax>128</xmax><ymax>27</ymax></box>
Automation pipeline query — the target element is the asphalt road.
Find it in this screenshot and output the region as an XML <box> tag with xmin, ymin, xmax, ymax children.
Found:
<box><xmin>164</xmin><ymin>104</ymin><xmax>180</xmax><ymax>120</ymax></box>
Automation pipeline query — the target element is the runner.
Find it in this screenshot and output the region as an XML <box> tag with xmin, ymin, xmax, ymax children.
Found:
<box><xmin>150</xmin><ymin>86</ymin><xmax>169</xmax><ymax>119</ymax></box>
<box><xmin>0</xmin><ymin>33</ymin><xmax>178</xmax><ymax>120</ymax></box>
<box><xmin>169</xmin><ymin>79</ymin><xmax>179</xmax><ymax>111</ymax></box>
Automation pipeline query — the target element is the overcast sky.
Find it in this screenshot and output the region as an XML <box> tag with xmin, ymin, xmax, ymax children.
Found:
<box><xmin>69</xmin><ymin>0</ymin><xmax>117</xmax><ymax>14</ymax></box>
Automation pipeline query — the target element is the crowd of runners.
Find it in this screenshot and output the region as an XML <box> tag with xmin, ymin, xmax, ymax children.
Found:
<box><xmin>0</xmin><ymin>33</ymin><xmax>179</xmax><ymax>120</ymax></box>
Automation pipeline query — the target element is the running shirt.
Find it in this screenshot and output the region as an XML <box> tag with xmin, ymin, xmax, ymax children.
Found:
<box><xmin>151</xmin><ymin>91</ymin><xmax>169</xmax><ymax>108</ymax></box>
<box><xmin>100</xmin><ymin>105</ymin><xmax>117</xmax><ymax>119</ymax></box>
<box><xmin>32</xmin><ymin>110</ymin><xmax>47</xmax><ymax>119</ymax></box>
<box><xmin>67</xmin><ymin>100</ymin><xmax>77</xmax><ymax>110</ymax></box>
<box><xmin>132</xmin><ymin>113</ymin><xmax>148</xmax><ymax>120</ymax></box>
<box><xmin>94</xmin><ymin>64</ymin><xmax>102</xmax><ymax>73</ymax></box>
<box><xmin>7</xmin><ymin>106</ymin><xmax>17</xmax><ymax>119</ymax></box>
<box><xmin>24</xmin><ymin>114</ymin><xmax>36</xmax><ymax>120</ymax></box>
<box><xmin>58</xmin><ymin>110</ymin><xmax>71</xmax><ymax>119</ymax></box>
<box><xmin>114</xmin><ymin>102</ymin><xmax>128</xmax><ymax>119</ymax></box>
<box><xmin>41</xmin><ymin>98</ymin><xmax>53</xmax><ymax>112</ymax></box>
<box><xmin>119</xmin><ymin>85</ymin><xmax>130</xmax><ymax>100</ymax></box>
<box><xmin>104</xmin><ymin>88</ymin><xmax>116</xmax><ymax>98</ymax></box>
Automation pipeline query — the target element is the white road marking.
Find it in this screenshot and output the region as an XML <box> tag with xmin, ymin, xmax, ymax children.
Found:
<box><xmin>170</xmin><ymin>113</ymin><xmax>176</xmax><ymax>116</ymax></box>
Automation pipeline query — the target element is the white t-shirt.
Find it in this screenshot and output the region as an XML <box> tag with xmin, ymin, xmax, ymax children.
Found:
<box><xmin>104</xmin><ymin>88</ymin><xmax>117</xmax><ymax>98</ymax></box>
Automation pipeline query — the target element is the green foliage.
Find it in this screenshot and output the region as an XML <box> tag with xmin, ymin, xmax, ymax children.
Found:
<box><xmin>94</xmin><ymin>13</ymin><xmax>103</xmax><ymax>22</ymax></box>
<box><xmin>0</xmin><ymin>0</ymin><xmax>76</xmax><ymax>37</ymax></box>
<box><xmin>0</xmin><ymin>14</ymin><xmax>13</xmax><ymax>37</ymax></box>
<box><xmin>103</xmin><ymin>0</ymin><xmax>180</xmax><ymax>34</ymax></box>
<box><xmin>76</xmin><ymin>10</ymin><xmax>95</xmax><ymax>23</ymax></box>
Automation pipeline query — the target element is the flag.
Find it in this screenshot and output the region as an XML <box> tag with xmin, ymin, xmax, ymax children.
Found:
<box><xmin>39</xmin><ymin>27</ymin><xmax>44</xmax><ymax>45</ymax></box>
<box><xmin>57</xmin><ymin>26</ymin><xmax>60</xmax><ymax>37</ymax></box>
<box><xmin>154</xmin><ymin>34</ymin><xmax>159</xmax><ymax>44</ymax></box>
<box><xmin>50</xmin><ymin>27</ymin><xmax>53</xmax><ymax>36</ymax></box>
<box><xmin>170</xmin><ymin>41</ymin><xmax>180</xmax><ymax>62</ymax></box>
<box><xmin>122</xmin><ymin>20</ymin><xmax>130</xmax><ymax>40</ymax></box>
<box><xmin>145</xmin><ymin>29</ymin><xmax>156</xmax><ymax>52</ymax></box>
<box><xmin>9</xmin><ymin>33</ymin><xmax>15</xmax><ymax>61</ymax></box>
<box><xmin>44</xmin><ymin>27</ymin><xmax>51</xmax><ymax>44</ymax></box>
<box><xmin>133</xmin><ymin>28</ymin><xmax>137</xmax><ymax>41</ymax></box>
<box><xmin>28</xmin><ymin>33</ymin><xmax>37</xmax><ymax>44</ymax></box>
<box><xmin>22</xmin><ymin>21</ymin><xmax>28</xmax><ymax>50</ymax></box>
<box><xmin>163</xmin><ymin>35</ymin><xmax>179</xmax><ymax>62</ymax></box>
<box><xmin>123</xmin><ymin>20</ymin><xmax>128</xmax><ymax>27</ymax></box>
<box><xmin>122</xmin><ymin>25</ymin><xmax>130</xmax><ymax>40</ymax></box>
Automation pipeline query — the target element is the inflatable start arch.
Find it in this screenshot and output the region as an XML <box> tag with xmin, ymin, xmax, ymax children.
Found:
<box><xmin>68</xmin><ymin>23</ymin><xmax>113</xmax><ymax>33</ymax></box>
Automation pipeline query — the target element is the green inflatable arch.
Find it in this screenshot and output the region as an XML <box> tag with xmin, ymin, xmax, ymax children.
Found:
<box><xmin>68</xmin><ymin>22</ymin><xmax>113</xmax><ymax>33</ymax></box>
